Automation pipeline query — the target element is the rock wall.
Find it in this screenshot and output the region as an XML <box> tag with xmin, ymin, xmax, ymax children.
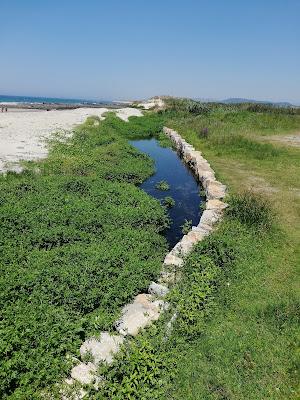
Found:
<box><xmin>62</xmin><ymin>127</ymin><xmax>227</xmax><ymax>398</ymax></box>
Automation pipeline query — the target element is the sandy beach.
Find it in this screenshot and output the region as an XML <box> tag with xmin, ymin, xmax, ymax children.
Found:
<box><xmin>0</xmin><ymin>107</ymin><xmax>142</xmax><ymax>173</ymax></box>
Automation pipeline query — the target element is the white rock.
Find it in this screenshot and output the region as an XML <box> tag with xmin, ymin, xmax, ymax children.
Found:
<box><xmin>164</xmin><ymin>252</ymin><xmax>183</xmax><ymax>267</ymax></box>
<box><xmin>186</xmin><ymin>229</ymin><xmax>206</xmax><ymax>243</ymax></box>
<box><xmin>71</xmin><ymin>362</ymin><xmax>96</xmax><ymax>385</ymax></box>
<box><xmin>148</xmin><ymin>281</ymin><xmax>169</xmax><ymax>297</ymax></box>
<box><xmin>80</xmin><ymin>332</ymin><xmax>124</xmax><ymax>365</ymax></box>
<box><xmin>115</xmin><ymin>294</ymin><xmax>165</xmax><ymax>336</ymax></box>
<box><xmin>206</xmin><ymin>199</ymin><xmax>228</xmax><ymax>210</ymax></box>
<box><xmin>192</xmin><ymin>225</ymin><xmax>212</xmax><ymax>236</ymax></box>
<box><xmin>205</xmin><ymin>180</ymin><xmax>226</xmax><ymax>199</ymax></box>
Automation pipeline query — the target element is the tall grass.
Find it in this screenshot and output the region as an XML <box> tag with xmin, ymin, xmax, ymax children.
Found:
<box><xmin>227</xmin><ymin>191</ymin><xmax>275</xmax><ymax>231</ymax></box>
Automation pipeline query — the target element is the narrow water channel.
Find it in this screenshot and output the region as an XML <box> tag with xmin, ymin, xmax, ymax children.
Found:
<box><xmin>130</xmin><ymin>138</ymin><xmax>204</xmax><ymax>248</ymax></box>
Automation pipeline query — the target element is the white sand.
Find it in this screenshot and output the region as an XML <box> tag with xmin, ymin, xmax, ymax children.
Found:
<box><xmin>138</xmin><ymin>97</ymin><xmax>165</xmax><ymax>110</ymax></box>
<box><xmin>0</xmin><ymin>107</ymin><xmax>142</xmax><ymax>173</ymax></box>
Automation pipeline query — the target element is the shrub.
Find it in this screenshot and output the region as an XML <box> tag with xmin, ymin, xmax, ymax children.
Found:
<box><xmin>165</xmin><ymin>98</ymin><xmax>210</xmax><ymax>115</ymax></box>
<box><xmin>94</xmin><ymin>332</ymin><xmax>173</xmax><ymax>399</ymax></box>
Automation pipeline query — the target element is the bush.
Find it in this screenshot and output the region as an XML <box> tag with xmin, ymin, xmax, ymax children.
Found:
<box><xmin>165</xmin><ymin>98</ymin><xmax>210</xmax><ymax>115</ymax></box>
<box><xmin>181</xmin><ymin>219</ymin><xmax>192</xmax><ymax>234</ymax></box>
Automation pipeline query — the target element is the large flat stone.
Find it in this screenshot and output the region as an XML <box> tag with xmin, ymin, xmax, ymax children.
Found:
<box><xmin>148</xmin><ymin>281</ymin><xmax>169</xmax><ymax>297</ymax></box>
<box><xmin>80</xmin><ymin>332</ymin><xmax>124</xmax><ymax>365</ymax></box>
<box><xmin>177</xmin><ymin>235</ymin><xmax>194</xmax><ymax>255</ymax></box>
<box><xmin>196</xmin><ymin>208</ymin><xmax>223</xmax><ymax>234</ymax></box>
<box><xmin>186</xmin><ymin>229</ymin><xmax>206</xmax><ymax>243</ymax></box>
<box><xmin>115</xmin><ymin>294</ymin><xmax>165</xmax><ymax>336</ymax></box>
<box><xmin>206</xmin><ymin>199</ymin><xmax>228</xmax><ymax>210</ymax></box>
<box><xmin>164</xmin><ymin>252</ymin><xmax>183</xmax><ymax>267</ymax></box>
<box><xmin>205</xmin><ymin>180</ymin><xmax>226</xmax><ymax>199</ymax></box>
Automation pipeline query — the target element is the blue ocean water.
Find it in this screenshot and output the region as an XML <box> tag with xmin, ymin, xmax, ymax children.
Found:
<box><xmin>0</xmin><ymin>94</ymin><xmax>111</xmax><ymax>105</ymax></box>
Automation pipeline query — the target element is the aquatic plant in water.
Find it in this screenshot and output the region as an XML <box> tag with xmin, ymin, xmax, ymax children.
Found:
<box><xmin>181</xmin><ymin>219</ymin><xmax>192</xmax><ymax>234</ymax></box>
<box><xmin>163</xmin><ymin>196</ymin><xmax>175</xmax><ymax>208</ymax></box>
<box><xmin>155</xmin><ymin>180</ymin><xmax>170</xmax><ymax>191</ymax></box>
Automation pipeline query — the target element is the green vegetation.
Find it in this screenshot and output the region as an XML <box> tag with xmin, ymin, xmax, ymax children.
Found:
<box><xmin>92</xmin><ymin>192</ymin><xmax>298</xmax><ymax>400</ymax></box>
<box><xmin>155</xmin><ymin>180</ymin><xmax>170</xmax><ymax>191</ymax></box>
<box><xmin>2</xmin><ymin>101</ymin><xmax>299</xmax><ymax>398</ymax></box>
<box><xmin>87</xmin><ymin>100</ymin><xmax>299</xmax><ymax>399</ymax></box>
<box><xmin>163</xmin><ymin>196</ymin><xmax>176</xmax><ymax>208</ymax></box>
<box><xmin>162</xmin><ymin>100</ymin><xmax>299</xmax><ymax>399</ymax></box>
<box><xmin>181</xmin><ymin>219</ymin><xmax>192</xmax><ymax>235</ymax></box>
<box><xmin>0</xmin><ymin>114</ymin><xmax>169</xmax><ymax>398</ymax></box>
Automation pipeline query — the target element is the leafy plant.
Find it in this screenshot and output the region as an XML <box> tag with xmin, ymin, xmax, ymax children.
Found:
<box><xmin>163</xmin><ymin>196</ymin><xmax>175</xmax><ymax>208</ymax></box>
<box><xmin>155</xmin><ymin>180</ymin><xmax>170</xmax><ymax>191</ymax></box>
<box><xmin>181</xmin><ymin>219</ymin><xmax>192</xmax><ymax>234</ymax></box>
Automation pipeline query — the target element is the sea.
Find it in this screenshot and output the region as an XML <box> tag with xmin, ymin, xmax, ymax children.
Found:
<box><xmin>0</xmin><ymin>94</ymin><xmax>112</xmax><ymax>105</ymax></box>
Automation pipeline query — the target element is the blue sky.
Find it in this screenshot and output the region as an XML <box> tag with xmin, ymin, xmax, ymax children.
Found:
<box><xmin>0</xmin><ymin>0</ymin><xmax>299</xmax><ymax>102</ymax></box>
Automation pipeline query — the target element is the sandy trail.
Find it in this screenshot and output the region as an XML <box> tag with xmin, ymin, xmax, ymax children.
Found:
<box><xmin>0</xmin><ymin>107</ymin><xmax>142</xmax><ymax>173</ymax></box>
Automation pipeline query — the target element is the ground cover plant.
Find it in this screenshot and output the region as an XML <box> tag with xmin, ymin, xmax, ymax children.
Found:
<box><xmin>0</xmin><ymin>114</ymin><xmax>170</xmax><ymax>398</ymax></box>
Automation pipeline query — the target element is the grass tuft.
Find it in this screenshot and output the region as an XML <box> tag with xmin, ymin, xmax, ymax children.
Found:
<box><xmin>226</xmin><ymin>191</ymin><xmax>275</xmax><ymax>231</ymax></box>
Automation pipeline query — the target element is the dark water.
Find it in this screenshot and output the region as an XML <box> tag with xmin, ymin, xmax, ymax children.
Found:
<box><xmin>130</xmin><ymin>138</ymin><xmax>203</xmax><ymax>248</ymax></box>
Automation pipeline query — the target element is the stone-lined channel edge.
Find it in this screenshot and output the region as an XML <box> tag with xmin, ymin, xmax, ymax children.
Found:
<box><xmin>61</xmin><ymin>127</ymin><xmax>227</xmax><ymax>398</ymax></box>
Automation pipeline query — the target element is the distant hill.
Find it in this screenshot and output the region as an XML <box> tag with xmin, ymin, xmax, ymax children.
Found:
<box><xmin>221</xmin><ymin>98</ymin><xmax>294</xmax><ymax>107</ymax></box>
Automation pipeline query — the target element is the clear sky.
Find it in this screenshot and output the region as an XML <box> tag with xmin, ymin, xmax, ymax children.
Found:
<box><xmin>0</xmin><ymin>0</ymin><xmax>299</xmax><ymax>102</ymax></box>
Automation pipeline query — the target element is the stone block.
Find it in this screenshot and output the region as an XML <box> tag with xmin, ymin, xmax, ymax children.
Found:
<box><xmin>80</xmin><ymin>332</ymin><xmax>124</xmax><ymax>365</ymax></box>
<box><xmin>71</xmin><ymin>362</ymin><xmax>96</xmax><ymax>385</ymax></box>
<box><xmin>115</xmin><ymin>294</ymin><xmax>165</xmax><ymax>336</ymax></box>
<box><xmin>148</xmin><ymin>281</ymin><xmax>169</xmax><ymax>297</ymax></box>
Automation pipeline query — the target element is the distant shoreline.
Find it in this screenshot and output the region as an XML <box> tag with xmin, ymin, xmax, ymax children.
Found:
<box><xmin>0</xmin><ymin>95</ymin><xmax>127</xmax><ymax>110</ymax></box>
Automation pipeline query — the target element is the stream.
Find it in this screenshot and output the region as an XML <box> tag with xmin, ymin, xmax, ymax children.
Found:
<box><xmin>130</xmin><ymin>138</ymin><xmax>204</xmax><ymax>248</ymax></box>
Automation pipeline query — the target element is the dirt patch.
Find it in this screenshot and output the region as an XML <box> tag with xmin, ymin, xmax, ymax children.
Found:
<box><xmin>245</xmin><ymin>176</ymin><xmax>279</xmax><ymax>194</ymax></box>
<box><xmin>213</xmin><ymin>159</ymin><xmax>279</xmax><ymax>196</ymax></box>
<box><xmin>260</xmin><ymin>133</ymin><xmax>300</xmax><ymax>148</ymax></box>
